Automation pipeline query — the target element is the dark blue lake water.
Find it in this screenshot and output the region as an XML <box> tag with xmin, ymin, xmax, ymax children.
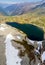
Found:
<box><xmin>6</xmin><ymin>22</ymin><xmax>44</xmax><ymax>41</ymax></box>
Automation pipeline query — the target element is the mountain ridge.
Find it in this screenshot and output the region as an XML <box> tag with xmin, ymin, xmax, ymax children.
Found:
<box><xmin>0</xmin><ymin>1</ymin><xmax>45</xmax><ymax>16</ymax></box>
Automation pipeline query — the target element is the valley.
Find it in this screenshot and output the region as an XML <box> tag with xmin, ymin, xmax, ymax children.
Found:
<box><xmin>0</xmin><ymin>0</ymin><xmax>45</xmax><ymax>65</ymax></box>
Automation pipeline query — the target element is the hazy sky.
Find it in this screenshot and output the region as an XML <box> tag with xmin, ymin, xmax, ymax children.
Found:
<box><xmin>0</xmin><ymin>0</ymin><xmax>42</xmax><ymax>4</ymax></box>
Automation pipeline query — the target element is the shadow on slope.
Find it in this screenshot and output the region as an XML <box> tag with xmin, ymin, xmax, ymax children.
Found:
<box><xmin>6</xmin><ymin>22</ymin><xmax>44</xmax><ymax>41</ymax></box>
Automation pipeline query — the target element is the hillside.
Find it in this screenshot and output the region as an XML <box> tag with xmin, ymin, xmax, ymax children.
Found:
<box><xmin>4</xmin><ymin>1</ymin><xmax>45</xmax><ymax>15</ymax></box>
<box><xmin>0</xmin><ymin>0</ymin><xmax>45</xmax><ymax>16</ymax></box>
<box><xmin>0</xmin><ymin>13</ymin><xmax>45</xmax><ymax>32</ymax></box>
<box><xmin>5</xmin><ymin>2</ymin><xmax>37</xmax><ymax>15</ymax></box>
<box><xmin>0</xmin><ymin>1</ymin><xmax>45</xmax><ymax>65</ymax></box>
<box><xmin>0</xmin><ymin>23</ymin><xmax>43</xmax><ymax>65</ymax></box>
<box><xmin>0</xmin><ymin>0</ymin><xmax>45</xmax><ymax>65</ymax></box>
<box><xmin>0</xmin><ymin>7</ymin><xmax>7</xmax><ymax>15</ymax></box>
<box><xmin>0</xmin><ymin>3</ymin><xmax>10</xmax><ymax>8</ymax></box>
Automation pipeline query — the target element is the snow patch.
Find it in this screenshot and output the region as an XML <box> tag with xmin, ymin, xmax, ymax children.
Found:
<box><xmin>41</xmin><ymin>51</ymin><xmax>45</xmax><ymax>63</ymax></box>
<box><xmin>0</xmin><ymin>24</ymin><xmax>7</xmax><ymax>31</ymax></box>
<box><xmin>0</xmin><ymin>27</ymin><xmax>5</xmax><ymax>31</ymax></box>
<box><xmin>29</xmin><ymin>40</ymin><xmax>34</xmax><ymax>44</ymax></box>
<box><xmin>38</xmin><ymin>63</ymin><xmax>40</xmax><ymax>65</ymax></box>
<box><xmin>35</xmin><ymin>49</ymin><xmax>40</xmax><ymax>54</ymax></box>
<box><xmin>16</xmin><ymin>36</ymin><xmax>21</xmax><ymax>39</ymax></box>
<box><xmin>37</xmin><ymin>41</ymin><xmax>42</xmax><ymax>47</ymax></box>
<box><xmin>5</xmin><ymin>34</ymin><xmax>22</xmax><ymax>65</ymax></box>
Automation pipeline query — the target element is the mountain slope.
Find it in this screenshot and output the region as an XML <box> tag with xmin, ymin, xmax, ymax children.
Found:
<box><xmin>0</xmin><ymin>3</ymin><xmax>10</xmax><ymax>8</ymax></box>
<box><xmin>5</xmin><ymin>1</ymin><xmax>45</xmax><ymax>15</ymax></box>
<box><xmin>0</xmin><ymin>0</ymin><xmax>45</xmax><ymax>16</ymax></box>
<box><xmin>0</xmin><ymin>7</ymin><xmax>7</xmax><ymax>15</ymax></box>
<box><xmin>31</xmin><ymin>1</ymin><xmax>45</xmax><ymax>15</ymax></box>
<box><xmin>5</xmin><ymin>2</ymin><xmax>38</xmax><ymax>15</ymax></box>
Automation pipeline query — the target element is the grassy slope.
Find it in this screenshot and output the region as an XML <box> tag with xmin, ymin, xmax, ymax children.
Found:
<box><xmin>0</xmin><ymin>13</ymin><xmax>45</xmax><ymax>32</ymax></box>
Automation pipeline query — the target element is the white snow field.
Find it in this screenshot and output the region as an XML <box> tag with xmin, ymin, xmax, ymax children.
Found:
<box><xmin>5</xmin><ymin>34</ymin><xmax>22</xmax><ymax>65</ymax></box>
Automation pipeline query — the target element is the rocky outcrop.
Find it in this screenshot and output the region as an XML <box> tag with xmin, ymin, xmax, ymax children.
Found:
<box><xmin>0</xmin><ymin>24</ymin><xmax>44</xmax><ymax>65</ymax></box>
